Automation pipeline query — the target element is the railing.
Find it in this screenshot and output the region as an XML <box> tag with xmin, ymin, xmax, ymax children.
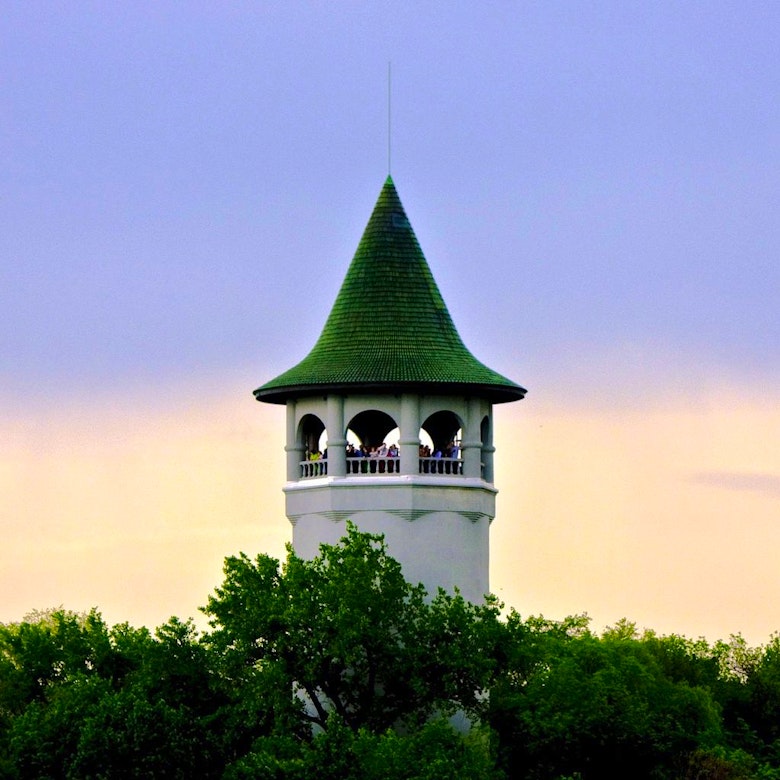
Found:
<box><xmin>346</xmin><ymin>456</ymin><xmax>400</xmax><ymax>475</ymax></box>
<box><xmin>298</xmin><ymin>457</ymin><xmax>466</xmax><ymax>480</ymax></box>
<box><xmin>419</xmin><ymin>457</ymin><xmax>463</xmax><ymax>476</ymax></box>
<box><xmin>300</xmin><ymin>459</ymin><xmax>328</xmax><ymax>478</ymax></box>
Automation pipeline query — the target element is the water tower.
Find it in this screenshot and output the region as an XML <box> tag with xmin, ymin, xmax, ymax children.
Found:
<box><xmin>254</xmin><ymin>177</ymin><xmax>525</xmax><ymax>603</ymax></box>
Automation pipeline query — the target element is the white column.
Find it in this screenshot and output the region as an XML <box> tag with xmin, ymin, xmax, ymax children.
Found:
<box><xmin>462</xmin><ymin>397</ymin><xmax>483</xmax><ymax>479</ymax></box>
<box><xmin>326</xmin><ymin>395</ymin><xmax>346</xmax><ymax>477</ymax></box>
<box><xmin>481</xmin><ymin>408</ymin><xmax>495</xmax><ymax>483</ymax></box>
<box><xmin>285</xmin><ymin>400</ymin><xmax>304</xmax><ymax>481</ymax></box>
<box><xmin>399</xmin><ymin>393</ymin><xmax>420</xmax><ymax>476</ymax></box>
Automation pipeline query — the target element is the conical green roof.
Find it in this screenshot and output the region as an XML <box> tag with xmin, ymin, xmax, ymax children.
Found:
<box><xmin>255</xmin><ymin>177</ymin><xmax>525</xmax><ymax>404</ymax></box>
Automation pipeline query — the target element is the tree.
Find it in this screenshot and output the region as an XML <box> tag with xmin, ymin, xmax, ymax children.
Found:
<box><xmin>0</xmin><ymin>610</ymin><xmax>227</xmax><ymax>778</ymax></box>
<box><xmin>488</xmin><ymin>615</ymin><xmax>723</xmax><ymax>779</ymax></box>
<box><xmin>8</xmin><ymin>527</ymin><xmax>780</xmax><ymax>777</ymax></box>
<box><xmin>224</xmin><ymin>718</ymin><xmax>500</xmax><ymax>780</ymax></box>
<box><xmin>203</xmin><ymin>523</ymin><xmax>503</xmax><ymax>736</ymax></box>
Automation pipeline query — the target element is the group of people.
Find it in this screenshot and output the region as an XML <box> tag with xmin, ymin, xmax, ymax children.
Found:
<box><xmin>343</xmin><ymin>441</ymin><xmax>462</xmax><ymax>460</ymax></box>
<box><xmin>418</xmin><ymin>441</ymin><xmax>460</xmax><ymax>460</ymax></box>
<box><xmin>303</xmin><ymin>440</ymin><xmax>463</xmax><ymax>476</ymax></box>
<box><xmin>345</xmin><ymin>442</ymin><xmax>399</xmax><ymax>474</ymax></box>
<box><xmin>419</xmin><ymin>441</ymin><xmax>462</xmax><ymax>475</ymax></box>
<box><xmin>345</xmin><ymin>442</ymin><xmax>399</xmax><ymax>459</ymax></box>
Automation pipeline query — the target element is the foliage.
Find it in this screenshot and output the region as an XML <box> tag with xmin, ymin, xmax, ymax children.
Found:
<box><xmin>0</xmin><ymin>610</ymin><xmax>226</xmax><ymax>778</ymax></box>
<box><xmin>224</xmin><ymin>717</ymin><xmax>500</xmax><ymax>780</ymax></box>
<box><xmin>203</xmin><ymin>524</ymin><xmax>502</xmax><ymax>733</ymax></box>
<box><xmin>489</xmin><ymin>617</ymin><xmax>722</xmax><ymax>778</ymax></box>
<box><xmin>3</xmin><ymin>526</ymin><xmax>780</xmax><ymax>777</ymax></box>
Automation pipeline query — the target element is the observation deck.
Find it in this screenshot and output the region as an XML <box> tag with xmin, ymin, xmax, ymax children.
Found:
<box><xmin>299</xmin><ymin>455</ymin><xmax>468</xmax><ymax>480</ymax></box>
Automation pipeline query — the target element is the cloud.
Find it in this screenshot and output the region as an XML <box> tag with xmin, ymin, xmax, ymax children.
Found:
<box><xmin>688</xmin><ymin>471</ymin><xmax>780</xmax><ymax>499</ymax></box>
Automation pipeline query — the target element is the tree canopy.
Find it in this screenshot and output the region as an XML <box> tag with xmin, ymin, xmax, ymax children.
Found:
<box><xmin>2</xmin><ymin>525</ymin><xmax>780</xmax><ymax>778</ymax></box>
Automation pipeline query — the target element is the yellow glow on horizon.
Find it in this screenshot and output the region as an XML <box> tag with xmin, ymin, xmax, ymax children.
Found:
<box><xmin>1</xmin><ymin>393</ymin><xmax>287</xmax><ymax>630</ymax></box>
<box><xmin>2</xmin><ymin>383</ymin><xmax>778</xmax><ymax>645</ymax></box>
<box><xmin>493</xmin><ymin>389</ymin><xmax>780</xmax><ymax>643</ymax></box>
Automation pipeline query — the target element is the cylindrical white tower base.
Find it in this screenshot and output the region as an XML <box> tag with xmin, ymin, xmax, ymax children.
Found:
<box><xmin>286</xmin><ymin>476</ymin><xmax>496</xmax><ymax>604</ymax></box>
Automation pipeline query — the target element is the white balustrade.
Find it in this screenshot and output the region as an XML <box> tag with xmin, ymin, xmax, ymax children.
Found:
<box><xmin>298</xmin><ymin>455</ymin><xmax>466</xmax><ymax>480</ymax></box>
<box><xmin>418</xmin><ymin>457</ymin><xmax>463</xmax><ymax>476</ymax></box>
<box><xmin>346</xmin><ymin>456</ymin><xmax>400</xmax><ymax>475</ymax></box>
<box><xmin>299</xmin><ymin>460</ymin><xmax>328</xmax><ymax>478</ymax></box>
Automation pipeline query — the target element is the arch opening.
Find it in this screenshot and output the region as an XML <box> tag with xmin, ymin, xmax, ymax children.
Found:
<box><xmin>419</xmin><ymin>410</ymin><xmax>463</xmax><ymax>475</ymax></box>
<box><xmin>345</xmin><ymin>410</ymin><xmax>400</xmax><ymax>474</ymax></box>
<box><xmin>346</xmin><ymin>410</ymin><xmax>398</xmax><ymax>449</ymax></box>
<box><xmin>298</xmin><ymin>413</ymin><xmax>328</xmax><ymax>478</ymax></box>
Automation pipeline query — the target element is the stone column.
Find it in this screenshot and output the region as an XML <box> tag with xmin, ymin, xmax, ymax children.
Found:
<box><xmin>399</xmin><ymin>393</ymin><xmax>420</xmax><ymax>476</ymax></box>
<box><xmin>462</xmin><ymin>397</ymin><xmax>483</xmax><ymax>479</ymax></box>
<box><xmin>326</xmin><ymin>395</ymin><xmax>346</xmax><ymax>477</ymax></box>
<box><xmin>481</xmin><ymin>408</ymin><xmax>495</xmax><ymax>483</ymax></box>
<box><xmin>285</xmin><ymin>400</ymin><xmax>304</xmax><ymax>481</ymax></box>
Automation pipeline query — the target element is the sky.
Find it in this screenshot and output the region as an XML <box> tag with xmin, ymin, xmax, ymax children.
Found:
<box><xmin>2</xmin><ymin>2</ymin><xmax>779</xmax><ymax>644</ymax></box>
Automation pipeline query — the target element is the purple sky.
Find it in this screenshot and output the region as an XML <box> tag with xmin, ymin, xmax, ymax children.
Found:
<box><xmin>2</xmin><ymin>3</ymin><xmax>779</xmax><ymax>640</ymax></box>
<box><xmin>4</xmin><ymin>2</ymin><xmax>778</xmax><ymax>401</ymax></box>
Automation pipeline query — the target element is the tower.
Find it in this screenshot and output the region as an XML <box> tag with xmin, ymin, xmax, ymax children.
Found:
<box><xmin>254</xmin><ymin>177</ymin><xmax>525</xmax><ymax>603</ymax></box>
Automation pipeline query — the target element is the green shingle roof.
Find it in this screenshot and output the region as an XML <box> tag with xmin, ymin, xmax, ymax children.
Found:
<box><xmin>255</xmin><ymin>177</ymin><xmax>526</xmax><ymax>404</ymax></box>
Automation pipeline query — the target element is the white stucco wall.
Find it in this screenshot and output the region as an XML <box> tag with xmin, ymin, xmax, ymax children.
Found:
<box><xmin>286</xmin><ymin>477</ymin><xmax>495</xmax><ymax>603</ymax></box>
<box><xmin>280</xmin><ymin>391</ymin><xmax>499</xmax><ymax>604</ymax></box>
